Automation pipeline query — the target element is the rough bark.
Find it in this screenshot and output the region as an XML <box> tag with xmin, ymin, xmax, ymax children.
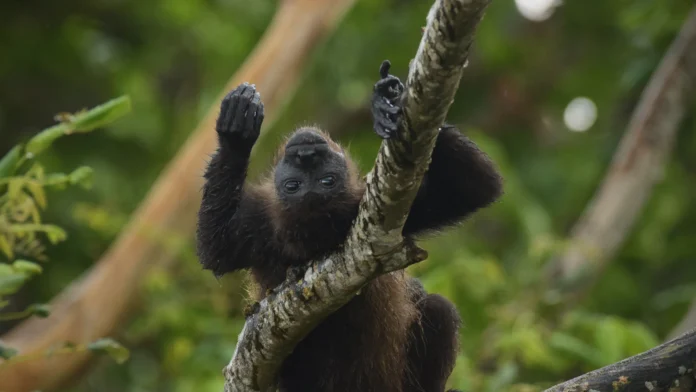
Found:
<box><xmin>0</xmin><ymin>1</ymin><xmax>357</xmax><ymax>391</ymax></box>
<box><xmin>545</xmin><ymin>327</ymin><xmax>696</xmax><ymax>392</ymax></box>
<box><xmin>546</xmin><ymin>5</ymin><xmax>696</xmax><ymax>296</ymax></box>
<box><xmin>222</xmin><ymin>0</ymin><xmax>492</xmax><ymax>391</ymax></box>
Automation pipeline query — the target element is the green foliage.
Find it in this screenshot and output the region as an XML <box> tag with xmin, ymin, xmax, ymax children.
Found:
<box><xmin>0</xmin><ymin>97</ymin><xmax>131</xmax><ymax>364</ymax></box>
<box><xmin>1</xmin><ymin>0</ymin><xmax>695</xmax><ymax>391</ymax></box>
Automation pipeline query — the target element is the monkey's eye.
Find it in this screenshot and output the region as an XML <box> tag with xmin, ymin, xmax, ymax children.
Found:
<box><xmin>284</xmin><ymin>180</ymin><xmax>301</xmax><ymax>193</ymax></box>
<box><xmin>319</xmin><ymin>176</ymin><xmax>336</xmax><ymax>188</ymax></box>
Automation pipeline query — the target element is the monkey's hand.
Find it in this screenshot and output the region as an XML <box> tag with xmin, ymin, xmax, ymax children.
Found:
<box><xmin>216</xmin><ymin>82</ymin><xmax>265</xmax><ymax>154</ymax></box>
<box><xmin>371</xmin><ymin>60</ymin><xmax>404</xmax><ymax>139</ymax></box>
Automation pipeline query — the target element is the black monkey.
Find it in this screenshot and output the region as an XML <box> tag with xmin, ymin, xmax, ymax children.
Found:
<box><xmin>196</xmin><ymin>61</ymin><xmax>503</xmax><ymax>392</ymax></box>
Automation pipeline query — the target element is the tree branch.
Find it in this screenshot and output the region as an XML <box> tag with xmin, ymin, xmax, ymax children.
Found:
<box><xmin>544</xmin><ymin>327</ymin><xmax>696</xmax><ymax>392</ymax></box>
<box><xmin>545</xmin><ymin>5</ymin><xmax>696</xmax><ymax>298</ymax></box>
<box><xmin>223</xmin><ymin>0</ymin><xmax>492</xmax><ymax>391</ymax></box>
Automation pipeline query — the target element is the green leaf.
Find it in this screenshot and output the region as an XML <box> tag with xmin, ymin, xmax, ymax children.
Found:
<box><xmin>25</xmin><ymin>182</ymin><xmax>47</xmax><ymax>209</ymax></box>
<box><xmin>549</xmin><ymin>332</ymin><xmax>604</xmax><ymax>367</ymax></box>
<box><xmin>0</xmin><ymin>263</ymin><xmax>13</xmax><ymax>276</ymax></box>
<box><xmin>25</xmin><ymin>96</ymin><xmax>131</xmax><ymax>156</ymax></box>
<box><xmin>594</xmin><ymin>317</ymin><xmax>626</xmax><ymax>364</ymax></box>
<box><xmin>13</xmin><ymin>260</ymin><xmax>43</xmax><ymax>275</ymax></box>
<box><xmin>0</xmin><ymin>344</ymin><xmax>18</xmax><ymax>360</ymax></box>
<box><xmin>68</xmin><ymin>166</ymin><xmax>94</xmax><ymax>189</ymax></box>
<box><xmin>0</xmin><ymin>236</ymin><xmax>13</xmax><ymax>259</ymax></box>
<box><xmin>7</xmin><ymin>179</ymin><xmax>23</xmax><ymax>199</ymax></box>
<box><xmin>43</xmin><ymin>225</ymin><xmax>68</xmax><ymax>244</ymax></box>
<box><xmin>70</xmin><ymin>96</ymin><xmax>131</xmax><ymax>132</ymax></box>
<box><xmin>24</xmin><ymin>123</ymin><xmax>70</xmax><ymax>156</ymax></box>
<box><xmin>27</xmin><ymin>303</ymin><xmax>50</xmax><ymax>318</ymax></box>
<box><xmin>624</xmin><ymin>322</ymin><xmax>660</xmax><ymax>355</ymax></box>
<box><xmin>8</xmin><ymin>224</ymin><xmax>67</xmax><ymax>244</ymax></box>
<box><xmin>43</xmin><ymin>173</ymin><xmax>69</xmax><ymax>189</ymax></box>
<box><xmin>87</xmin><ymin>338</ymin><xmax>130</xmax><ymax>364</ymax></box>
<box><xmin>0</xmin><ymin>273</ymin><xmax>28</xmax><ymax>295</ymax></box>
<box><xmin>0</xmin><ymin>299</ymin><xmax>9</xmax><ymax>309</ymax></box>
<box><xmin>0</xmin><ymin>146</ymin><xmax>22</xmax><ymax>178</ymax></box>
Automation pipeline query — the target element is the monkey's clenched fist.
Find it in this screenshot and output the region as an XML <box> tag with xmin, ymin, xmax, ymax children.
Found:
<box><xmin>216</xmin><ymin>82</ymin><xmax>264</xmax><ymax>153</ymax></box>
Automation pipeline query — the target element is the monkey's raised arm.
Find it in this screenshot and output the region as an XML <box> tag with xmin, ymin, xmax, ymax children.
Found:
<box><xmin>196</xmin><ymin>83</ymin><xmax>267</xmax><ymax>277</ymax></box>
<box><xmin>370</xmin><ymin>61</ymin><xmax>503</xmax><ymax>237</ymax></box>
<box><xmin>403</xmin><ymin>125</ymin><xmax>503</xmax><ymax>236</ymax></box>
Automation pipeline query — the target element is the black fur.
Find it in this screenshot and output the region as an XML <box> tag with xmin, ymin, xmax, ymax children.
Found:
<box><xmin>196</xmin><ymin>64</ymin><xmax>503</xmax><ymax>392</ymax></box>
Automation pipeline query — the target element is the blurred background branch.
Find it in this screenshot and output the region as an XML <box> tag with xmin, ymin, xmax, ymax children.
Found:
<box><xmin>545</xmin><ymin>4</ymin><xmax>696</xmax><ymax>304</ymax></box>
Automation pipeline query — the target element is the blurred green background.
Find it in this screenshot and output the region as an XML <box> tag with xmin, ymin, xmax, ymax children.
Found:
<box><xmin>1</xmin><ymin>0</ymin><xmax>696</xmax><ymax>391</ymax></box>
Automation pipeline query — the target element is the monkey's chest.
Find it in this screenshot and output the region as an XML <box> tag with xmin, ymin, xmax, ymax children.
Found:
<box><xmin>277</xmin><ymin>294</ymin><xmax>398</xmax><ymax>392</ymax></box>
<box><xmin>276</xmin><ymin>275</ymin><xmax>414</xmax><ymax>392</ymax></box>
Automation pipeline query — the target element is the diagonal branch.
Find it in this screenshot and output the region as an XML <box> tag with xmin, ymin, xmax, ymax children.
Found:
<box><xmin>546</xmin><ymin>5</ymin><xmax>696</xmax><ymax>299</ymax></box>
<box><xmin>223</xmin><ymin>1</ymin><xmax>492</xmax><ymax>391</ymax></box>
<box><xmin>544</xmin><ymin>327</ymin><xmax>696</xmax><ymax>392</ymax></box>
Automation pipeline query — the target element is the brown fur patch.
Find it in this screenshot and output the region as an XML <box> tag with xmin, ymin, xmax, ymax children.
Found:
<box><xmin>360</xmin><ymin>271</ymin><xmax>418</xmax><ymax>392</ymax></box>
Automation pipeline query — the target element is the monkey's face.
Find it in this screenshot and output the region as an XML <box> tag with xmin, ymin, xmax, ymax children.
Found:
<box><xmin>273</xmin><ymin>129</ymin><xmax>349</xmax><ymax>208</ymax></box>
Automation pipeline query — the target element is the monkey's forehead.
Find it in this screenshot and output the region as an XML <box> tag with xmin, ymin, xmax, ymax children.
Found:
<box><xmin>273</xmin><ymin>126</ymin><xmax>346</xmax><ymax>161</ymax></box>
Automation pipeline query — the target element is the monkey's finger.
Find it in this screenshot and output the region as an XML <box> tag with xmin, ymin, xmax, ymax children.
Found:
<box><xmin>373</xmin><ymin>124</ymin><xmax>394</xmax><ymax>139</ymax></box>
<box><xmin>374</xmin><ymin>75</ymin><xmax>400</xmax><ymax>90</ymax></box>
<box><xmin>233</xmin><ymin>86</ymin><xmax>256</xmax><ymax>132</ymax></box>
<box><xmin>233</xmin><ymin>82</ymin><xmax>251</xmax><ymax>94</ymax></box>
<box><xmin>375</xmin><ymin>112</ymin><xmax>398</xmax><ymax>131</ymax></box>
<box><xmin>374</xmin><ymin>77</ymin><xmax>403</xmax><ymax>99</ymax></box>
<box><xmin>255</xmin><ymin>103</ymin><xmax>265</xmax><ymax>132</ymax></box>
<box><xmin>373</xmin><ymin>99</ymin><xmax>402</xmax><ymax>120</ymax></box>
<box><xmin>379</xmin><ymin>60</ymin><xmax>391</xmax><ymax>79</ymax></box>
<box><xmin>244</xmin><ymin>92</ymin><xmax>261</xmax><ymax>135</ymax></box>
<box><xmin>375</xmin><ymin>99</ymin><xmax>401</xmax><ymax>115</ymax></box>
<box><xmin>218</xmin><ymin>88</ymin><xmax>243</xmax><ymax>132</ymax></box>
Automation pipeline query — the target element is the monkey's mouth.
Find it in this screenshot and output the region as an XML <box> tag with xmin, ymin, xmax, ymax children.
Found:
<box><xmin>280</xmin><ymin>192</ymin><xmax>332</xmax><ymax>211</ymax></box>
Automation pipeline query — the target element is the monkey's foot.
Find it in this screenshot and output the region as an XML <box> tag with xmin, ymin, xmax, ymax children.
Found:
<box><xmin>371</xmin><ymin>60</ymin><xmax>404</xmax><ymax>139</ymax></box>
<box><xmin>216</xmin><ymin>82</ymin><xmax>265</xmax><ymax>152</ymax></box>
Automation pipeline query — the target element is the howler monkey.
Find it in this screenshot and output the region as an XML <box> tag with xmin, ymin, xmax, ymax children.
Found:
<box><xmin>196</xmin><ymin>61</ymin><xmax>503</xmax><ymax>392</ymax></box>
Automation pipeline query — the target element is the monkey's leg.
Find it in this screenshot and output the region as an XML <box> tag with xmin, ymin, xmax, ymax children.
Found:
<box><xmin>405</xmin><ymin>293</ymin><xmax>462</xmax><ymax>392</ymax></box>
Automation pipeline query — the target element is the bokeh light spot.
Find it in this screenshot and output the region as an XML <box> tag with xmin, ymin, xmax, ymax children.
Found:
<box><xmin>563</xmin><ymin>97</ymin><xmax>598</xmax><ymax>132</ymax></box>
